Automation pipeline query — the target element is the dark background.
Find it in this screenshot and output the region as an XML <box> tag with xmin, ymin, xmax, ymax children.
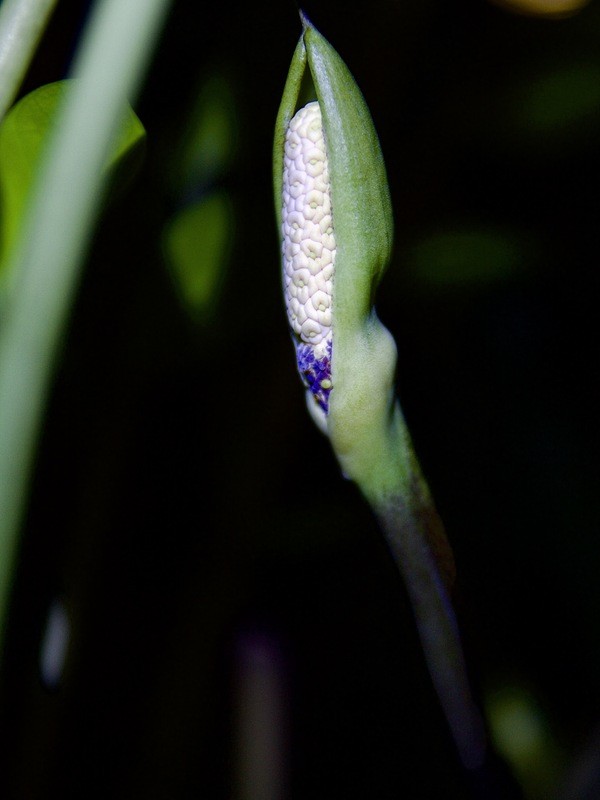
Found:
<box><xmin>0</xmin><ymin>0</ymin><xmax>599</xmax><ymax>797</ymax></box>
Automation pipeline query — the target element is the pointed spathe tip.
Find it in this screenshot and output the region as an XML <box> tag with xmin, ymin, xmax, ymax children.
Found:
<box><xmin>299</xmin><ymin>9</ymin><xmax>312</xmax><ymax>31</ymax></box>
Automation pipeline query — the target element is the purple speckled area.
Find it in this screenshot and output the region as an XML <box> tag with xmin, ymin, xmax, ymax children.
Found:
<box><xmin>296</xmin><ymin>339</ymin><xmax>332</xmax><ymax>413</ymax></box>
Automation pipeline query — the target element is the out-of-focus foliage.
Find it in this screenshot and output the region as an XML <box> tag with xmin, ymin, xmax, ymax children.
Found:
<box><xmin>486</xmin><ymin>684</ymin><xmax>565</xmax><ymax>799</ymax></box>
<box><xmin>510</xmin><ymin>63</ymin><xmax>600</xmax><ymax>140</ymax></box>
<box><xmin>169</xmin><ymin>73</ymin><xmax>237</xmax><ymax>195</ymax></box>
<box><xmin>163</xmin><ymin>191</ymin><xmax>233</xmax><ymax>321</ymax></box>
<box><xmin>163</xmin><ymin>72</ymin><xmax>237</xmax><ymax>321</ymax></box>
<box><xmin>406</xmin><ymin>226</ymin><xmax>532</xmax><ymax>287</ymax></box>
<box><xmin>0</xmin><ymin>0</ymin><xmax>165</xmax><ymax>676</ymax></box>
<box><xmin>0</xmin><ymin>80</ymin><xmax>145</xmax><ymax>280</ymax></box>
<box><xmin>489</xmin><ymin>0</ymin><xmax>591</xmax><ymax>17</ymax></box>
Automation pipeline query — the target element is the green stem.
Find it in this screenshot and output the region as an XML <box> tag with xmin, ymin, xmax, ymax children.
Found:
<box><xmin>362</xmin><ymin>405</ymin><xmax>487</xmax><ymax>770</ymax></box>
<box><xmin>0</xmin><ymin>0</ymin><xmax>172</xmax><ymax>663</ymax></box>
<box><xmin>0</xmin><ymin>0</ymin><xmax>59</xmax><ymax>122</ymax></box>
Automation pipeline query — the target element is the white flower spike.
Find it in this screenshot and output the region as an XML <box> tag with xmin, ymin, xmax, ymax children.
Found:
<box><xmin>282</xmin><ymin>101</ymin><xmax>335</xmax><ymax>417</ymax></box>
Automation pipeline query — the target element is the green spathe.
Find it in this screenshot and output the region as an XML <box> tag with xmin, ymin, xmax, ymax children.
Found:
<box><xmin>274</xmin><ymin>14</ymin><xmax>403</xmax><ymax>498</ymax></box>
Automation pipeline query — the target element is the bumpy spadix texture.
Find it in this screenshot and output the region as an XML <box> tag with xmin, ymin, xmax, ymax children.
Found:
<box><xmin>282</xmin><ymin>101</ymin><xmax>335</xmax><ymax>413</ymax></box>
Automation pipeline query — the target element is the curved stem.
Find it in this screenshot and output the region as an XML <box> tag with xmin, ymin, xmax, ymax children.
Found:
<box><xmin>0</xmin><ymin>0</ymin><xmax>59</xmax><ymax>122</ymax></box>
<box><xmin>375</xmin><ymin>490</ymin><xmax>487</xmax><ymax>770</ymax></box>
<box><xmin>361</xmin><ymin>404</ymin><xmax>487</xmax><ymax>771</ymax></box>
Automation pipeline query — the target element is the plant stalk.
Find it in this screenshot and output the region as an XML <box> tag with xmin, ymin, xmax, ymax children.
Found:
<box><xmin>366</xmin><ymin>408</ymin><xmax>487</xmax><ymax>770</ymax></box>
<box><xmin>0</xmin><ymin>0</ymin><xmax>59</xmax><ymax>122</ymax></box>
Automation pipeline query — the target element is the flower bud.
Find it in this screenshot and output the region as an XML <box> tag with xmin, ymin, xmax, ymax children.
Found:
<box><xmin>274</xmin><ymin>22</ymin><xmax>487</xmax><ymax>773</ymax></box>
<box><xmin>274</xmin><ymin>14</ymin><xmax>398</xmax><ymax>492</ymax></box>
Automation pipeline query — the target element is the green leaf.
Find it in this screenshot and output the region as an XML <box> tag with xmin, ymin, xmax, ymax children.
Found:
<box><xmin>162</xmin><ymin>191</ymin><xmax>233</xmax><ymax>321</ymax></box>
<box><xmin>0</xmin><ymin>80</ymin><xmax>145</xmax><ymax>279</ymax></box>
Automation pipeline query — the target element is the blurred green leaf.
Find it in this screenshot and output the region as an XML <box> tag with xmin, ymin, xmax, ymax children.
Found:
<box><xmin>407</xmin><ymin>227</ymin><xmax>530</xmax><ymax>287</ymax></box>
<box><xmin>486</xmin><ymin>684</ymin><xmax>565</xmax><ymax>799</ymax></box>
<box><xmin>0</xmin><ymin>80</ymin><xmax>145</xmax><ymax>276</ymax></box>
<box><xmin>513</xmin><ymin>63</ymin><xmax>600</xmax><ymax>137</ymax></box>
<box><xmin>163</xmin><ymin>191</ymin><xmax>233</xmax><ymax>321</ymax></box>
<box><xmin>170</xmin><ymin>73</ymin><xmax>237</xmax><ymax>196</ymax></box>
<box><xmin>489</xmin><ymin>0</ymin><xmax>591</xmax><ymax>18</ymax></box>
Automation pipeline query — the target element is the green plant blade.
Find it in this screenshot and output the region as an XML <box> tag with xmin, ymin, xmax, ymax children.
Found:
<box><xmin>0</xmin><ymin>0</ymin><xmax>59</xmax><ymax>122</ymax></box>
<box><xmin>0</xmin><ymin>80</ymin><xmax>146</xmax><ymax>282</ymax></box>
<box><xmin>0</xmin><ymin>0</ymin><xmax>171</xmax><ymax>664</ymax></box>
